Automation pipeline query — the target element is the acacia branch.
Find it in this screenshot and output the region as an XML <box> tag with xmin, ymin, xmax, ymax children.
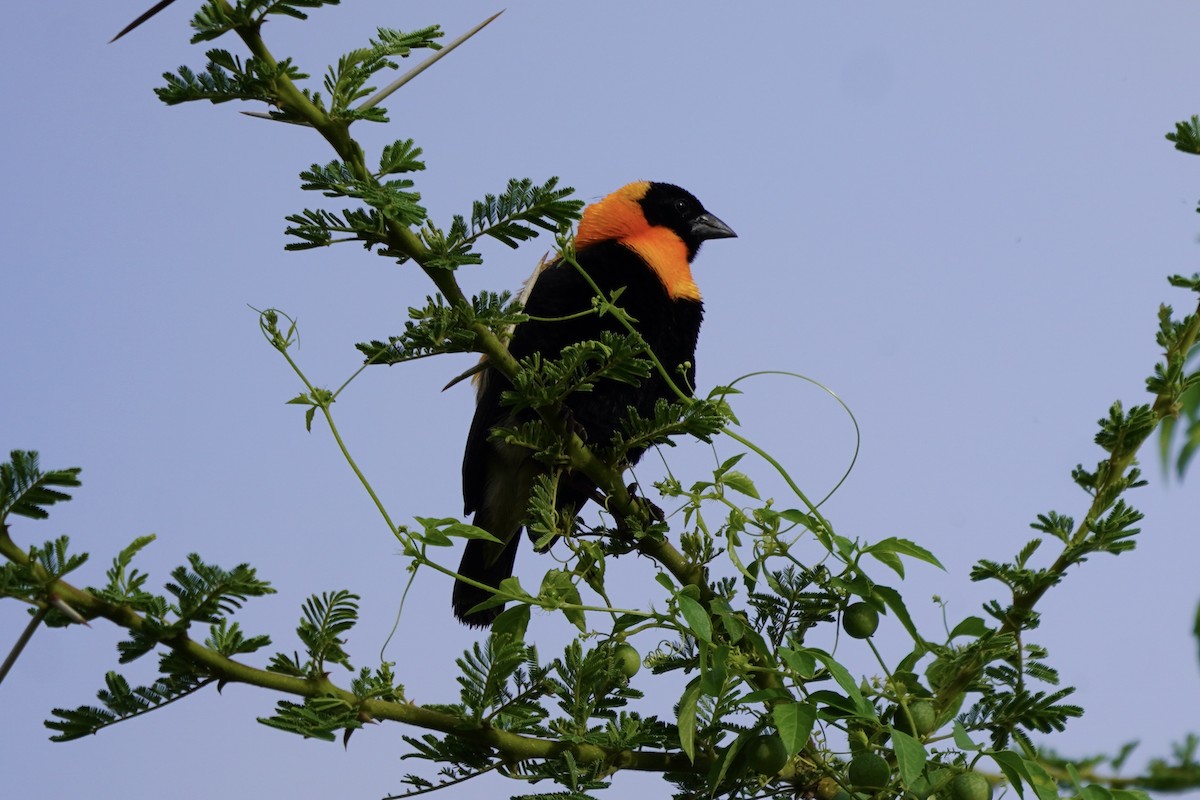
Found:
<box><xmin>935</xmin><ymin>291</ymin><xmax>1200</xmax><ymax>708</ymax></box>
<box><xmin>0</xmin><ymin>525</ymin><xmax>706</xmax><ymax>773</ymax></box>
<box><xmin>1002</xmin><ymin>295</ymin><xmax>1200</xmax><ymax>631</ymax></box>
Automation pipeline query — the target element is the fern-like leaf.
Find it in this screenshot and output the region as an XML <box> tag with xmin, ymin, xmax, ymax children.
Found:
<box><xmin>46</xmin><ymin>669</ymin><xmax>213</xmax><ymax>741</ymax></box>
<box><xmin>0</xmin><ymin>450</ymin><xmax>81</xmax><ymax>524</ymax></box>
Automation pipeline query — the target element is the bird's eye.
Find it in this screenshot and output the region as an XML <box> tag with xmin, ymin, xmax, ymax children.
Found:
<box><xmin>674</xmin><ymin>198</ymin><xmax>692</xmax><ymax>215</ymax></box>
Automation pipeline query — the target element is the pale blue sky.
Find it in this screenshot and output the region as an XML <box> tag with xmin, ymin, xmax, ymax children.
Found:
<box><xmin>4</xmin><ymin>3</ymin><xmax>1200</xmax><ymax>798</ymax></box>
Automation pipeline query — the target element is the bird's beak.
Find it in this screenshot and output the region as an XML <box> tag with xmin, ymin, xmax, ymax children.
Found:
<box><xmin>689</xmin><ymin>212</ymin><xmax>737</xmax><ymax>241</ymax></box>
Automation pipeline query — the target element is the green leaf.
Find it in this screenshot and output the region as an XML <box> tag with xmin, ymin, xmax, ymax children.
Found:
<box><xmin>47</xmin><ymin>667</ymin><xmax>211</xmax><ymax>741</ymax></box>
<box><xmin>773</xmin><ymin>701</ymin><xmax>816</xmax><ymax>755</ymax></box>
<box><xmin>295</xmin><ymin>590</ymin><xmax>359</xmax><ymax>673</ymax></box>
<box><xmin>952</xmin><ymin>720</ymin><xmax>982</xmax><ymax>751</ymax></box>
<box><xmin>869</xmin><ymin>548</ymin><xmax>905</xmax><ymax>577</ymax></box>
<box><xmin>93</xmin><ymin>534</ymin><xmax>161</xmax><ymax>610</ymax></box>
<box><xmin>809</xmin><ymin>690</ymin><xmax>857</xmax><ymax>718</ymax></box>
<box><xmin>712</xmin><ymin>729</ymin><xmax>755</xmax><ymax>790</ymax></box>
<box><xmin>713</xmin><ymin>452</ymin><xmax>746</xmax><ymax>477</ymax></box>
<box><xmin>414</xmin><ymin>517</ymin><xmax>502</xmax><ymax>546</ymax></box>
<box><xmin>0</xmin><ymin>451</ymin><xmax>81</xmax><ymax>524</ymax></box>
<box><xmin>991</xmin><ymin>751</ymin><xmax>1058</xmax><ymax>800</ymax></box>
<box><xmin>456</xmin><ymin>633</ymin><xmax>529</xmax><ymax>720</ymax></box>
<box><xmin>444</xmin><ymin>523</ymin><xmax>503</xmax><ymax>543</ymax></box>
<box><xmin>460</xmin><ymin>576</ymin><xmax>533</xmax><ymax>619</ymax></box>
<box><xmin>1022</xmin><ymin>756</ymin><xmax>1062</xmax><ymax>800</ymax></box>
<box><xmin>465</xmin><ymin>177</ymin><xmax>582</xmax><ymax>249</ymax></box>
<box><xmin>889</xmin><ymin>727</ymin><xmax>927</xmax><ymax>787</ymax></box>
<box><xmin>166</xmin><ymin>554</ymin><xmax>275</xmax><ymax>627</ymax></box>
<box><xmin>991</xmin><ymin>751</ymin><xmax>1027</xmax><ymax>799</ymax></box>
<box><xmin>490</xmin><ymin>604</ymin><xmax>530</xmax><ymax>642</ymax></box>
<box><xmin>779</xmin><ymin>647</ymin><xmax>816</xmax><ymax>679</ymax></box>
<box><xmin>206</xmin><ymin>619</ymin><xmax>270</xmax><ymax>657</ymax></box>
<box><xmin>157</xmin><ymin>50</ymin><xmax>307</xmax><ymax>105</ymax></box>
<box><xmin>1167</xmin><ymin>115</ymin><xmax>1200</xmax><ymax>155</ymax></box>
<box><xmin>739</xmin><ymin>687</ymin><xmax>791</xmax><ymax>705</ymax></box>
<box><xmin>808</xmin><ymin>648</ymin><xmax>873</xmax><ymax>716</ymax></box>
<box><xmin>1067</xmin><ymin>764</ymin><xmax>1115</xmax><ymax>800</ymax></box>
<box><xmin>950</xmin><ymin>616</ymin><xmax>991</xmax><ymax>639</ymax></box>
<box><xmin>778</xmin><ymin>508</ymin><xmax>819</xmax><ymax>531</ymax></box>
<box><xmin>868</xmin><ymin>537</ymin><xmax>945</xmax><ymax>570</ymax></box>
<box><xmin>699</xmin><ymin>643</ymin><xmax>729</xmax><ymax>696</ymax></box>
<box><xmin>711</xmin><ymin>598</ymin><xmax>746</xmax><ymax>643</ymax></box>
<box><xmin>378</xmin><ymin>138</ymin><xmax>425</xmax><ymax>175</ymax></box>
<box><xmin>875</xmin><ymin>585</ymin><xmax>926</xmax><ymax>647</ymax></box>
<box><xmin>676</xmin><ymin>592</ymin><xmax>712</xmax><ymax>643</ymax></box>
<box><xmin>677</xmin><ymin>677</ymin><xmax>702</xmax><ymax>762</ymax></box>
<box><xmin>721</xmin><ymin>471</ymin><xmax>760</xmax><ymax>499</ymax></box>
<box><xmin>539</xmin><ymin>569</ymin><xmax>585</xmax><ymax>632</ymax></box>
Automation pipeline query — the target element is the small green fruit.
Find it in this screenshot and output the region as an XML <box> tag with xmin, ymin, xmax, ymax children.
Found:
<box><xmin>612</xmin><ymin>643</ymin><xmax>641</xmax><ymax>678</ymax></box>
<box><xmin>743</xmin><ymin>734</ymin><xmax>788</xmax><ymax>775</ymax></box>
<box><xmin>847</xmin><ymin>751</ymin><xmax>890</xmax><ymax>790</ymax></box>
<box><xmin>892</xmin><ymin>700</ymin><xmax>937</xmax><ymax>736</ymax></box>
<box><xmin>843</xmin><ymin>602</ymin><xmax>880</xmax><ymax>639</ymax></box>
<box><xmin>950</xmin><ymin>771</ymin><xmax>992</xmax><ymax>800</ymax></box>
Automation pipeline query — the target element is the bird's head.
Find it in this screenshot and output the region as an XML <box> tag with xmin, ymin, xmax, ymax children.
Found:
<box><xmin>575</xmin><ymin>181</ymin><xmax>736</xmax><ymax>300</ymax></box>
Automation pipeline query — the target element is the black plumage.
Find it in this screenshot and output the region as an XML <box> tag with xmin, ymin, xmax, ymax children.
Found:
<box><xmin>452</xmin><ymin>182</ymin><xmax>734</xmax><ymax>626</ymax></box>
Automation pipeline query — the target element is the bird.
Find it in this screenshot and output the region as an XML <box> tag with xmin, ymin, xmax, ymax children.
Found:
<box><xmin>452</xmin><ymin>181</ymin><xmax>736</xmax><ymax>626</ymax></box>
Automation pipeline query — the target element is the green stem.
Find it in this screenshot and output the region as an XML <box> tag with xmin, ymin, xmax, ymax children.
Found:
<box><xmin>274</xmin><ymin>341</ymin><xmax>407</xmax><ymax>546</ymax></box>
<box><xmin>723</xmin><ymin>428</ymin><xmax>828</xmax><ymax>529</ymax></box>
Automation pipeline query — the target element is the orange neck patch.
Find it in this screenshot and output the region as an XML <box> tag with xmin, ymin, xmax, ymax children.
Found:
<box><xmin>622</xmin><ymin>227</ymin><xmax>699</xmax><ymax>301</ymax></box>
<box><xmin>574</xmin><ymin>181</ymin><xmax>701</xmax><ymax>301</ymax></box>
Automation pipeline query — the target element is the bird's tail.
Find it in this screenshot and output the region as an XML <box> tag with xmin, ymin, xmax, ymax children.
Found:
<box><xmin>452</xmin><ymin>532</ymin><xmax>521</xmax><ymax>627</ymax></box>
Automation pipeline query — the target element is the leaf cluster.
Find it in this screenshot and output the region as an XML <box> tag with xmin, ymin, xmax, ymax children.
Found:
<box><xmin>0</xmin><ymin>450</ymin><xmax>80</xmax><ymax>525</ymax></box>
<box><xmin>356</xmin><ymin>291</ymin><xmax>525</xmax><ymax>366</ymax></box>
<box><xmin>266</xmin><ymin>590</ymin><xmax>359</xmax><ymax>677</ymax></box>
<box><xmin>503</xmin><ymin>331</ymin><xmax>654</xmax><ymax>417</ymax></box>
<box><xmin>157</xmin><ymin>48</ymin><xmax>306</xmax><ymax>105</ymax></box>
<box><xmin>402</xmin><ymin>631</ymin><xmax>665</xmax><ymax>791</ymax></box>
<box><xmin>259</xmin><ymin>599</ymin><xmax>404</xmax><ymax>741</ymax></box>
<box><xmin>1157</xmin><ymin>278</ymin><xmax>1200</xmax><ymax>478</ymax></box>
<box><xmin>316</xmin><ymin>26</ymin><xmax>443</xmax><ymax>123</ymax></box>
<box><xmin>610</xmin><ymin>397</ymin><xmax>729</xmax><ymax>458</ymax></box>
<box><xmin>420</xmin><ymin>177</ymin><xmax>583</xmax><ymax>270</ymax></box>
<box><xmin>187</xmin><ymin>1</ymin><xmax>343</xmax><ymax>44</ymax></box>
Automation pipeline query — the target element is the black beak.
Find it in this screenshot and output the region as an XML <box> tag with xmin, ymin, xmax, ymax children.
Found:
<box><xmin>689</xmin><ymin>212</ymin><xmax>737</xmax><ymax>241</ymax></box>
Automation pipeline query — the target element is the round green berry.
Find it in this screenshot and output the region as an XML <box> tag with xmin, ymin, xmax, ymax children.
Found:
<box><xmin>743</xmin><ymin>734</ymin><xmax>788</xmax><ymax>775</ymax></box>
<box><xmin>950</xmin><ymin>771</ymin><xmax>992</xmax><ymax>800</ymax></box>
<box><xmin>842</xmin><ymin>602</ymin><xmax>880</xmax><ymax>639</ymax></box>
<box><xmin>612</xmin><ymin>643</ymin><xmax>641</xmax><ymax>678</ymax></box>
<box><xmin>892</xmin><ymin>700</ymin><xmax>937</xmax><ymax>736</ymax></box>
<box><xmin>847</xmin><ymin>751</ymin><xmax>890</xmax><ymax>791</ymax></box>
